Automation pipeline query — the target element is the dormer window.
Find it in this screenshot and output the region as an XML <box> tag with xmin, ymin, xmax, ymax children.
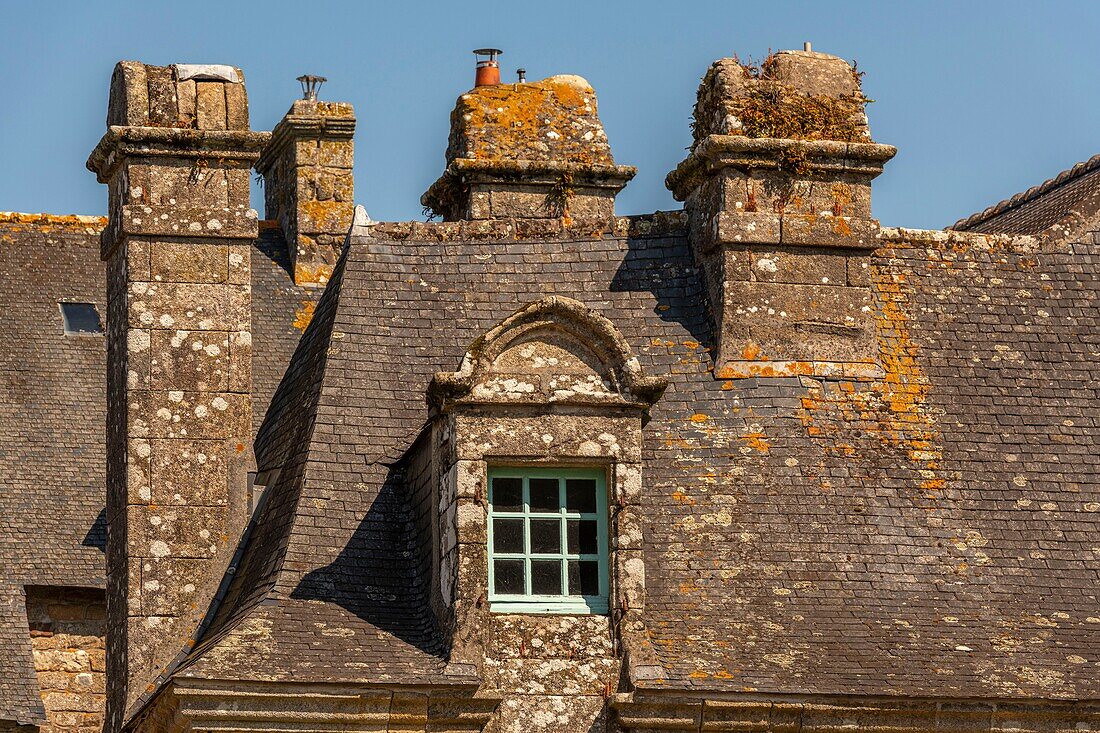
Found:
<box><xmin>488</xmin><ymin>467</ymin><xmax>609</xmax><ymax>614</ymax></box>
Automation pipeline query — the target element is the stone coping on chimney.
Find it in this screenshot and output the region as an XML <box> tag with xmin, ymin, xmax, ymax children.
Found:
<box><xmin>87</xmin><ymin>126</ymin><xmax>271</xmax><ymax>183</ymax></box>
<box><xmin>666</xmin><ymin>135</ymin><xmax>897</xmax><ymax>201</ymax></box>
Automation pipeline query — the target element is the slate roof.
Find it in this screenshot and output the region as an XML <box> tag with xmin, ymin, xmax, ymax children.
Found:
<box><xmin>0</xmin><ymin>214</ymin><xmax>108</xmax><ymax>726</ymax></box>
<box><xmin>0</xmin><ymin>214</ymin><xmax>320</xmax><ymax>725</ymax></box>
<box><xmin>164</xmin><ymin>212</ymin><xmax>1100</xmax><ymax>703</ymax></box>
<box><xmin>952</xmin><ymin>153</ymin><xmax>1100</xmax><ymax>237</ymax></box>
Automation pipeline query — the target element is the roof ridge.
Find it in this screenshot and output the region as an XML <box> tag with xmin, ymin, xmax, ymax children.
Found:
<box><xmin>951</xmin><ymin>152</ymin><xmax>1100</xmax><ymax>231</ymax></box>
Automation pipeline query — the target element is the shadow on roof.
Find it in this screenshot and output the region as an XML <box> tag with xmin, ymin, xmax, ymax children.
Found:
<box><xmin>288</xmin><ymin>464</ymin><xmax>446</xmax><ymax>659</ymax></box>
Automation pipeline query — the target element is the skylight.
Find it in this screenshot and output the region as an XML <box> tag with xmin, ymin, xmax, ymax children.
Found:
<box><xmin>59</xmin><ymin>302</ymin><xmax>103</xmax><ymax>335</ymax></box>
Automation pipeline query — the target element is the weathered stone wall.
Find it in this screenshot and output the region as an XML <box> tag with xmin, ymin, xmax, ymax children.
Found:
<box><xmin>25</xmin><ymin>588</ymin><xmax>106</xmax><ymax>733</ymax></box>
<box><xmin>87</xmin><ymin>62</ymin><xmax>266</xmax><ymax>732</ymax></box>
<box><xmin>256</xmin><ymin>99</ymin><xmax>355</xmax><ymax>286</ymax></box>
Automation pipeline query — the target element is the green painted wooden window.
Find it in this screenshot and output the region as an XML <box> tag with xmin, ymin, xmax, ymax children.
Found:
<box><xmin>487</xmin><ymin>467</ymin><xmax>609</xmax><ymax>614</ymax></box>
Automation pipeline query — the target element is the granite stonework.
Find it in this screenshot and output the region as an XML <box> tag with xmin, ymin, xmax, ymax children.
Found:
<box><xmin>1</xmin><ymin>43</ymin><xmax>1098</xmax><ymax>733</ymax></box>
<box><xmin>256</xmin><ymin>99</ymin><xmax>356</xmax><ymax>286</ymax></box>
<box><xmin>86</xmin><ymin>62</ymin><xmax>265</xmax><ymax>732</ymax></box>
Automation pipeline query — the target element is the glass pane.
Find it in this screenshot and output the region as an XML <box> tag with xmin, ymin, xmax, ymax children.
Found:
<box><xmin>568</xmin><ymin>560</ymin><xmax>601</xmax><ymax>596</ymax></box>
<box><xmin>531</xmin><ymin>560</ymin><xmax>563</xmax><ymax>595</ymax></box>
<box><xmin>529</xmin><ymin>478</ymin><xmax>560</xmax><ymax>512</ymax></box>
<box><xmin>567</xmin><ymin>519</ymin><xmax>599</xmax><ymax>555</ymax></box>
<box><xmin>565</xmin><ymin>478</ymin><xmax>597</xmax><ymax>513</ymax></box>
<box><xmin>493</xmin><ymin>518</ymin><xmax>524</xmax><ymax>553</ymax></box>
<box><xmin>59</xmin><ymin>302</ymin><xmax>102</xmax><ymax>334</ymax></box>
<box><xmin>491</xmin><ymin>477</ymin><xmax>523</xmax><ymax>512</ymax></box>
<box><xmin>494</xmin><ymin>559</ymin><xmax>525</xmax><ymax>594</ymax></box>
<box><xmin>530</xmin><ymin>519</ymin><xmax>561</xmax><ymax>554</ymax></box>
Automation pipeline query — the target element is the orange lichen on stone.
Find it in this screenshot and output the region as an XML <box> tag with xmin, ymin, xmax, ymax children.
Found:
<box><xmin>740</xmin><ymin>431</ymin><xmax>770</xmax><ymax>454</ymax></box>
<box><xmin>448</xmin><ymin>76</ymin><xmax>614</xmax><ymax>165</ymax></box>
<box><xmin>292</xmin><ymin>300</ymin><xmax>317</xmax><ymax>331</ymax></box>
<box><xmin>795</xmin><ymin>264</ymin><xmax>944</xmax><ymax>496</ymax></box>
<box><xmin>690</xmin><ymin>413</ymin><xmax>711</xmax><ymax>423</ymax></box>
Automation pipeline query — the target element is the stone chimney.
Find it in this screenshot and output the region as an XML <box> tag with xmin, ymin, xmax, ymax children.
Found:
<box><xmin>666</xmin><ymin>50</ymin><xmax>897</xmax><ymax>379</ymax></box>
<box><xmin>87</xmin><ymin>61</ymin><xmax>267</xmax><ymax>731</ymax></box>
<box><xmin>421</xmin><ymin>73</ymin><xmax>635</xmax><ymax>221</ymax></box>
<box><xmin>255</xmin><ymin>98</ymin><xmax>356</xmax><ymax>287</ymax></box>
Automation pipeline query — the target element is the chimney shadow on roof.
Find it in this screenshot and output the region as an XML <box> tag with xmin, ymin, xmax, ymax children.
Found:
<box><xmin>82</xmin><ymin>508</ymin><xmax>107</xmax><ymax>553</ymax></box>
<box><xmin>609</xmin><ymin>231</ymin><xmax>715</xmax><ymax>354</ymax></box>
<box><xmin>289</xmin><ymin>464</ymin><xmax>447</xmax><ymax>662</ymax></box>
<box><xmin>254</xmin><ymin>227</ymin><xmax>295</xmax><ymax>282</ymax></box>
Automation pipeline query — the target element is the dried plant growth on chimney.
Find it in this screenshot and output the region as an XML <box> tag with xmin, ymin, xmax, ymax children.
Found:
<box><xmin>691</xmin><ymin>53</ymin><xmax>871</xmax><ymax>154</ymax></box>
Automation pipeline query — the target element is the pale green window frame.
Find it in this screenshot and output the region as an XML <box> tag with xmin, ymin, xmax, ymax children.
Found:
<box><xmin>487</xmin><ymin>466</ymin><xmax>610</xmax><ymax>614</ymax></box>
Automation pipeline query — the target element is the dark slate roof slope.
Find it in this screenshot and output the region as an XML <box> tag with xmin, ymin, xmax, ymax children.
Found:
<box><xmin>0</xmin><ymin>214</ymin><xmax>109</xmax><ymax>590</ymax></box>
<box><xmin>0</xmin><ymin>585</ymin><xmax>45</xmax><ymax>727</ymax></box>
<box><xmin>0</xmin><ymin>213</ymin><xmax>107</xmax><ymax>726</ymax></box>
<box><xmin>250</xmin><ymin>225</ymin><xmax>325</xmax><ymax>435</ymax></box>
<box><xmin>953</xmin><ymin>153</ymin><xmax>1100</xmax><ymax>237</ymax></box>
<box><xmin>156</xmin><ymin>215</ymin><xmax>1098</xmax><ymax>703</ymax></box>
<box><xmin>173</xmin><ymin>243</ymin><xmax>459</xmax><ymax>686</ymax></box>
<box><xmin>644</xmin><ymin>228</ymin><xmax>1100</xmax><ymax>699</ymax></box>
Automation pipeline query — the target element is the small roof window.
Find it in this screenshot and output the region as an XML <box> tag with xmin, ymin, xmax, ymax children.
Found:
<box><xmin>59</xmin><ymin>302</ymin><xmax>103</xmax><ymax>335</ymax></box>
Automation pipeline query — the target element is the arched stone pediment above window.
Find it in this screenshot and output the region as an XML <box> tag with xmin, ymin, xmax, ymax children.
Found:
<box><xmin>429</xmin><ymin>296</ymin><xmax>667</xmax><ymax>412</ymax></box>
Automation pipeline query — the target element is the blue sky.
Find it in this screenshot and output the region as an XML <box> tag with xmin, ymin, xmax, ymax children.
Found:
<box><xmin>1</xmin><ymin>1</ymin><xmax>1096</xmax><ymax>228</ymax></box>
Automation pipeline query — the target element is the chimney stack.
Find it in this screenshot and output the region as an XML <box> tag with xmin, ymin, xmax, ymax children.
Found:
<box><xmin>422</xmin><ymin>58</ymin><xmax>635</xmax><ymax>221</ymax></box>
<box><xmin>255</xmin><ymin>81</ymin><xmax>355</xmax><ymax>287</ymax></box>
<box><xmin>667</xmin><ymin>49</ymin><xmax>896</xmax><ymax>380</ymax></box>
<box><xmin>87</xmin><ymin>61</ymin><xmax>266</xmax><ymax>732</ymax></box>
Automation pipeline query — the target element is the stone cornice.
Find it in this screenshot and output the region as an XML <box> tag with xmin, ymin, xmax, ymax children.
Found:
<box><xmin>254</xmin><ymin>111</ymin><xmax>357</xmax><ymax>173</ymax></box>
<box><xmin>128</xmin><ymin>678</ymin><xmax>500</xmax><ymax>733</ymax></box>
<box><xmin>612</xmin><ymin>692</ymin><xmax>1100</xmax><ymax>733</ymax></box>
<box><xmin>666</xmin><ymin>135</ymin><xmax>897</xmax><ymax>201</ymax></box>
<box><xmin>86</xmin><ymin>126</ymin><xmax>271</xmax><ymax>183</ymax></box>
<box><xmin>421</xmin><ymin>158</ymin><xmax>637</xmax><ymax>213</ymax></box>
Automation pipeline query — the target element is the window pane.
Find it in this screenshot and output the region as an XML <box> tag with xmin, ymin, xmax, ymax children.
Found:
<box><xmin>568</xmin><ymin>560</ymin><xmax>601</xmax><ymax>596</ymax></box>
<box><xmin>565</xmin><ymin>478</ymin><xmax>597</xmax><ymax>513</ymax></box>
<box><xmin>567</xmin><ymin>519</ymin><xmax>599</xmax><ymax>555</ymax></box>
<box><xmin>494</xmin><ymin>559</ymin><xmax>525</xmax><ymax>594</ymax></box>
<box><xmin>492</xmin><ymin>477</ymin><xmax>523</xmax><ymax>512</ymax></box>
<box><xmin>531</xmin><ymin>560</ymin><xmax>563</xmax><ymax>595</ymax></box>
<box><xmin>529</xmin><ymin>478</ymin><xmax>560</xmax><ymax>512</ymax></box>
<box><xmin>59</xmin><ymin>302</ymin><xmax>102</xmax><ymax>334</ymax></box>
<box><xmin>529</xmin><ymin>519</ymin><xmax>561</xmax><ymax>554</ymax></box>
<box><xmin>493</xmin><ymin>518</ymin><xmax>524</xmax><ymax>553</ymax></box>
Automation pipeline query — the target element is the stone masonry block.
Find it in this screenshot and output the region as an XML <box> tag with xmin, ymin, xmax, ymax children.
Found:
<box><xmin>196</xmin><ymin>81</ymin><xmax>228</xmax><ymax>131</ymax></box>
<box><xmin>149</xmin><ymin>329</ymin><xmax>231</xmax><ymax>392</ymax></box>
<box><xmin>127</xmin><ymin>505</ymin><xmax>225</xmax><ymax>560</ymax></box>
<box><xmin>127</xmin><ymin>390</ymin><xmax>250</xmax><ymax>440</ymax></box>
<box><xmin>149</xmin><ymin>241</ymin><xmax>229</xmax><ymax>284</ymax></box>
<box><xmin>149</xmin><ymin>438</ymin><xmax>233</xmax><ymax>506</ymax></box>
<box><xmin>127</xmin><ymin>281</ymin><xmax>249</xmax><ymax>331</ymax></box>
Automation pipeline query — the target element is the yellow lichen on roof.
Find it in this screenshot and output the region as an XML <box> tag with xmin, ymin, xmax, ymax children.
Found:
<box><xmin>449</xmin><ymin>76</ymin><xmax>614</xmax><ymax>165</ymax></box>
<box><xmin>0</xmin><ymin>211</ymin><xmax>106</xmax><ymax>233</ymax></box>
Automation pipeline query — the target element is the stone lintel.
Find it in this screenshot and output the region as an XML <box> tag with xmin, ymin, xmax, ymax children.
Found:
<box><xmin>667</xmin><ymin>134</ymin><xmax>897</xmax><ymax>202</ymax></box>
<box><xmin>708</xmin><ymin>212</ymin><xmax>880</xmax><ymax>252</ymax></box>
<box><xmin>86</xmin><ymin>126</ymin><xmax>270</xmax><ymax>184</ymax></box>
